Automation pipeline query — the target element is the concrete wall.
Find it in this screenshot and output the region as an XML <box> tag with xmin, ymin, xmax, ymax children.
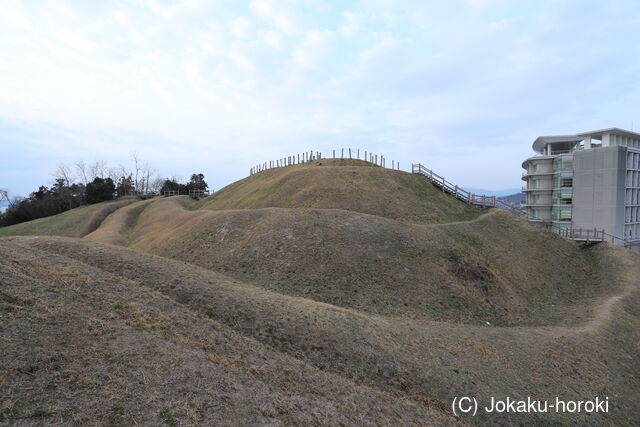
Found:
<box><xmin>572</xmin><ymin>146</ymin><xmax>626</xmax><ymax>238</ymax></box>
<box><xmin>526</xmin><ymin>158</ymin><xmax>553</xmax><ymax>174</ymax></box>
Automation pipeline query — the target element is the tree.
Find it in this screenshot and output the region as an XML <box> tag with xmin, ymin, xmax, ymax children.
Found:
<box><xmin>0</xmin><ymin>188</ymin><xmax>9</xmax><ymax>204</ymax></box>
<box><xmin>0</xmin><ymin>182</ymin><xmax>84</xmax><ymax>227</ymax></box>
<box><xmin>88</xmin><ymin>160</ymin><xmax>108</xmax><ymax>181</ymax></box>
<box><xmin>187</xmin><ymin>173</ymin><xmax>208</xmax><ymax>191</ymax></box>
<box><xmin>116</xmin><ymin>175</ymin><xmax>135</xmax><ymax>197</ymax></box>
<box><xmin>85</xmin><ymin>177</ymin><xmax>115</xmax><ymax>204</ymax></box>
<box><xmin>150</xmin><ymin>177</ymin><xmax>165</xmax><ymax>195</ymax></box>
<box><xmin>75</xmin><ymin>160</ymin><xmax>88</xmax><ymax>185</ymax></box>
<box><xmin>53</xmin><ymin>164</ymin><xmax>74</xmax><ymax>186</ymax></box>
<box><xmin>160</xmin><ymin>178</ymin><xmax>185</xmax><ymax>195</ymax></box>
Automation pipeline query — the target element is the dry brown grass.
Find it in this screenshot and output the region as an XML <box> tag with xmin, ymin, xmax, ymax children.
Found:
<box><xmin>2</xmin><ymin>161</ymin><xmax>639</xmax><ymax>425</ymax></box>
<box><xmin>1</xmin><ymin>237</ymin><xmax>452</xmax><ymax>425</ymax></box>
<box><xmin>0</xmin><ymin>199</ymin><xmax>136</xmax><ymax>239</ymax></box>
<box><xmin>81</xmin><ymin>197</ymin><xmax>617</xmax><ymax>327</ymax></box>
<box><xmin>2</xmin><ymin>236</ymin><xmax>638</xmax><ymax>425</ymax></box>
<box><xmin>197</xmin><ymin>159</ymin><xmax>482</xmax><ymax>224</ymax></box>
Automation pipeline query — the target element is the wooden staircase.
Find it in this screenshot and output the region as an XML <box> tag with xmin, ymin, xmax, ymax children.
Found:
<box><xmin>411</xmin><ymin>163</ymin><xmax>496</xmax><ymax>208</ymax></box>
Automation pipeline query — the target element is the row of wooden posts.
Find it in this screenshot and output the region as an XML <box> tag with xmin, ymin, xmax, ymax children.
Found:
<box><xmin>249</xmin><ymin>149</ymin><xmax>401</xmax><ymax>176</ymax></box>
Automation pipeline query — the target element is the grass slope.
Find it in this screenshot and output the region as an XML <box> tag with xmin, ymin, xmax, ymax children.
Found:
<box><xmin>2</xmin><ymin>161</ymin><xmax>640</xmax><ymax>424</ymax></box>
<box><xmin>197</xmin><ymin>159</ymin><xmax>482</xmax><ymax>224</ymax></box>
<box><xmin>82</xmin><ymin>197</ymin><xmax>614</xmax><ymax>326</ymax></box>
<box><xmin>0</xmin><ymin>199</ymin><xmax>136</xmax><ymax>239</ymax></box>
<box><xmin>2</xmin><ymin>236</ymin><xmax>638</xmax><ymax>425</ymax></box>
<box><xmin>1</xmin><ymin>237</ymin><xmax>448</xmax><ymax>425</ymax></box>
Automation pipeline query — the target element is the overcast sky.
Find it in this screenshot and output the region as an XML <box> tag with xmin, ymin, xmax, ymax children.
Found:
<box><xmin>1</xmin><ymin>0</ymin><xmax>639</xmax><ymax>196</ymax></box>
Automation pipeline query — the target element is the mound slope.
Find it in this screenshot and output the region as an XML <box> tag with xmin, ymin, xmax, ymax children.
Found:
<box><xmin>0</xmin><ymin>198</ymin><xmax>136</xmax><ymax>239</ymax></box>
<box><xmin>2</xmin><ymin>161</ymin><xmax>640</xmax><ymax>424</ymax></box>
<box><xmin>80</xmin><ymin>197</ymin><xmax>618</xmax><ymax>326</ymax></box>
<box><xmin>1</xmin><ymin>237</ymin><xmax>448</xmax><ymax>425</ymax></box>
<box><xmin>198</xmin><ymin>159</ymin><xmax>482</xmax><ymax>224</ymax></box>
<box><xmin>2</xmin><ymin>236</ymin><xmax>639</xmax><ymax>425</ymax></box>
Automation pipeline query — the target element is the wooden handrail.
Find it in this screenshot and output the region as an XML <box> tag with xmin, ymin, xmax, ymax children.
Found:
<box><xmin>412</xmin><ymin>163</ymin><xmax>496</xmax><ymax>207</ymax></box>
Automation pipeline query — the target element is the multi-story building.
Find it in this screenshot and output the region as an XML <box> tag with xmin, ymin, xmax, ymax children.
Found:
<box><xmin>522</xmin><ymin>128</ymin><xmax>640</xmax><ymax>250</ymax></box>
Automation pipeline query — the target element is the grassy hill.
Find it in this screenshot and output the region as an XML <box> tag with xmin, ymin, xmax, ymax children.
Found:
<box><xmin>196</xmin><ymin>159</ymin><xmax>482</xmax><ymax>224</ymax></box>
<box><xmin>1</xmin><ymin>160</ymin><xmax>639</xmax><ymax>425</ymax></box>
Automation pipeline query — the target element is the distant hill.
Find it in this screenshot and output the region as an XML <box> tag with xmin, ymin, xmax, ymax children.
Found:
<box><xmin>464</xmin><ymin>187</ymin><xmax>521</xmax><ymax>197</ymax></box>
<box><xmin>500</xmin><ymin>192</ymin><xmax>525</xmax><ymax>204</ymax></box>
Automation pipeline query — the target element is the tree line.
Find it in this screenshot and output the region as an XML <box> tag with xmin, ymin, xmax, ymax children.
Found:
<box><xmin>0</xmin><ymin>153</ymin><xmax>209</xmax><ymax>227</ymax></box>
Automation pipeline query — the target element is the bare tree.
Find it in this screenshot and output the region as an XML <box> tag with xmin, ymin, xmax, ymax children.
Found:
<box><xmin>53</xmin><ymin>164</ymin><xmax>74</xmax><ymax>186</ymax></box>
<box><xmin>0</xmin><ymin>188</ymin><xmax>18</xmax><ymax>210</ymax></box>
<box><xmin>150</xmin><ymin>176</ymin><xmax>164</xmax><ymax>195</ymax></box>
<box><xmin>75</xmin><ymin>161</ymin><xmax>89</xmax><ymax>185</ymax></box>
<box><xmin>88</xmin><ymin>160</ymin><xmax>108</xmax><ymax>180</ymax></box>
<box><xmin>140</xmin><ymin>162</ymin><xmax>156</xmax><ymax>195</ymax></box>
<box><xmin>131</xmin><ymin>151</ymin><xmax>141</xmax><ymax>195</ymax></box>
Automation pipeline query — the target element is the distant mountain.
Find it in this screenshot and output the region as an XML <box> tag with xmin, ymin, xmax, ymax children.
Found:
<box><xmin>463</xmin><ymin>188</ymin><xmax>521</xmax><ymax>197</ymax></box>
<box><xmin>499</xmin><ymin>192</ymin><xmax>525</xmax><ymax>204</ymax></box>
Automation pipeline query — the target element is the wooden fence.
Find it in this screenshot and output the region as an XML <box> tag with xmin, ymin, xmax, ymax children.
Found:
<box><xmin>249</xmin><ymin>148</ymin><xmax>402</xmax><ymax>176</ymax></box>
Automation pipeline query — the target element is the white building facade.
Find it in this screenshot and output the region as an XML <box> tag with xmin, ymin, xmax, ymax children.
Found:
<box><xmin>522</xmin><ymin>128</ymin><xmax>640</xmax><ymax>250</ymax></box>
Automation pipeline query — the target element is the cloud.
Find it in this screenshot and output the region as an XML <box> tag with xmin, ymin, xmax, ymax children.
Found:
<box><xmin>249</xmin><ymin>0</ymin><xmax>297</xmax><ymax>35</ymax></box>
<box><xmin>1</xmin><ymin>0</ymin><xmax>640</xmax><ymax>196</ymax></box>
<box><xmin>258</xmin><ymin>29</ymin><xmax>283</xmax><ymax>48</ymax></box>
<box><xmin>292</xmin><ymin>29</ymin><xmax>333</xmax><ymax>69</ymax></box>
<box><xmin>228</xmin><ymin>16</ymin><xmax>252</xmax><ymax>39</ymax></box>
<box><xmin>340</xmin><ymin>11</ymin><xmax>363</xmax><ymax>36</ymax></box>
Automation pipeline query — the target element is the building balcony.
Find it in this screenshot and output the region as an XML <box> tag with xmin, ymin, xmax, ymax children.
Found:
<box><xmin>522</xmin><ymin>170</ymin><xmax>553</xmax><ymax>178</ymax></box>
<box><xmin>522</xmin><ymin>186</ymin><xmax>553</xmax><ymax>192</ymax></box>
<box><xmin>526</xmin><ymin>217</ymin><xmax>552</xmax><ymax>223</ymax></box>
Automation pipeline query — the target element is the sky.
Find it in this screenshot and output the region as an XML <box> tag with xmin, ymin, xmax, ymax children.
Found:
<box><xmin>1</xmin><ymin>0</ymin><xmax>639</xmax><ymax>197</ymax></box>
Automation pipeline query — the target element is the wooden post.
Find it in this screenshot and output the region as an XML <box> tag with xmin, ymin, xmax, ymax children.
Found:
<box><xmin>392</xmin><ymin>160</ymin><xmax>394</xmax><ymax>169</ymax></box>
<box><xmin>442</xmin><ymin>177</ymin><xmax>446</xmax><ymax>192</ymax></box>
<box><xmin>311</xmin><ymin>150</ymin><xmax>314</xmax><ymax>161</ymax></box>
<box><xmin>375</xmin><ymin>154</ymin><xmax>377</xmax><ymax>165</ymax></box>
<box><xmin>349</xmin><ymin>148</ymin><xmax>351</xmax><ymax>159</ymax></box>
<box><xmin>397</xmin><ymin>162</ymin><xmax>399</xmax><ymax>170</ymax></box>
<box><xmin>341</xmin><ymin>148</ymin><xmax>344</xmax><ymax>159</ymax></box>
<box><xmin>365</xmin><ymin>151</ymin><xmax>367</xmax><ymax>163</ymax></box>
<box><xmin>357</xmin><ymin>148</ymin><xmax>360</xmax><ymax>159</ymax></box>
<box><xmin>333</xmin><ymin>149</ymin><xmax>335</xmax><ymax>158</ymax></box>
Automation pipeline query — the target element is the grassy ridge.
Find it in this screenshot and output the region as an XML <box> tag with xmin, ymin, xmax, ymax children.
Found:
<box><xmin>0</xmin><ymin>199</ymin><xmax>136</xmax><ymax>238</ymax></box>
<box><xmin>197</xmin><ymin>159</ymin><xmax>482</xmax><ymax>224</ymax></box>
<box><xmin>2</xmin><ymin>236</ymin><xmax>638</xmax><ymax>425</ymax></box>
